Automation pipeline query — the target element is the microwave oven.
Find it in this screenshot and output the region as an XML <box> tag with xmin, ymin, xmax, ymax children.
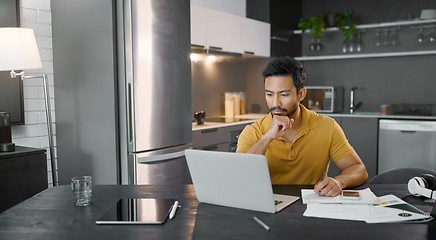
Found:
<box><xmin>301</xmin><ymin>86</ymin><xmax>343</xmax><ymax>113</ymax></box>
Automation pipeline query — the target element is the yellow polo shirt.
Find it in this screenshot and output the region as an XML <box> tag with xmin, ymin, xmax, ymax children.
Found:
<box><xmin>237</xmin><ymin>104</ymin><xmax>355</xmax><ymax>185</ymax></box>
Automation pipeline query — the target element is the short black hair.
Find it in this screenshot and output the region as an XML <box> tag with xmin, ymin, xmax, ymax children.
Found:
<box><xmin>262</xmin><ymin>56</ymin><xmax>306</xmax><ymax>92</ymax></box>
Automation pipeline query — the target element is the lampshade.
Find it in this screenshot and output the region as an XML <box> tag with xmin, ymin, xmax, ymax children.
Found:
<box><xmin>0</xmin><ymin>28</ymin><xmax>43</xmax><ymax>71</ymax></box>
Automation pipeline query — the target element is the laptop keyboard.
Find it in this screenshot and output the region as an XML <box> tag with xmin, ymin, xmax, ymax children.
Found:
<box><xmin>275</xmin><ymin>200</ymin><xmax>283</xmax><ymax>206</ymax></box>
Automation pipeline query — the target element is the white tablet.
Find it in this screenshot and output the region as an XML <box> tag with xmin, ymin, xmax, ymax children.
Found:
<box><xmin>95</xmin><ymin>198</ymin><xmax>175</xmax><ymax>225</ymax></box>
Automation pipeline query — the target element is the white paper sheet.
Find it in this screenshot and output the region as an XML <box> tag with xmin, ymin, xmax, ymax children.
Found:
<box><xmin>303</xmin><ymin>203</ymin><xmax>370</xmax><ymax>221</ymax></box>
<box><xmin>301</xmin><ymin>188</ymin><xmax>380</xmax><ymax>205</ymax></box>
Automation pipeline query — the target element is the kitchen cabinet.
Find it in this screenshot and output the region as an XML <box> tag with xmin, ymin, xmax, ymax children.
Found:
<box><xmin>327</xmin><ymin>117</ymin><xmax>378</xmax><ymax>181</ymax></box>
<box><xmin>206</xmin><ymin>8</ymin><xmax>242</xmax><ymax>54</ymax></box>
<box><xmin>193</xmin><ymin>123</ymin><xmax>249</xmax><ymax>152</ymax></box>
<box><xmin>294</xmin><ymin>19</ymin><xmax>436</xmax><ymax>61</ymax></box>
<box><xmin>190</xmin><ymin>4</ymin><xmax>207</xmax><ymax>47</ymax></box>
<box><xmin>242</xmin><ymin>18</ymin><xmax>271</xmax><ymax>57</ymax></box>
<box><xmin>190</xmin><ymin>4</ymin><xmax>271</xmax><ymax>57</ymax></box>
<box><xmin>246</xmin><ymin>0</ymin><xmax>302</xmax><ymax>58</ymax></box>
<box><xmin>0</xmin><ymin>146</ymin><xmax>47</xmax><ymax>212</ymax></box>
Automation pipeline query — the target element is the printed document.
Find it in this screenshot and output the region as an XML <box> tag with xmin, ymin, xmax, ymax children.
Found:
<box><xmin>366</xmin><ymin>195</ymin><xmax>433</xmax><ymax>223</ymax></box>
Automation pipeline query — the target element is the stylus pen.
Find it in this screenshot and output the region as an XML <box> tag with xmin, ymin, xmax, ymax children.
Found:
<box><xmin>253</xmin><ymin>216</ymin><xmax>270</xmax><ymax>231</ymax></box>
<box><xmin>169</xmin><ymin>201</ymin><xmax>179</xmax><ymax>220</ymax></box>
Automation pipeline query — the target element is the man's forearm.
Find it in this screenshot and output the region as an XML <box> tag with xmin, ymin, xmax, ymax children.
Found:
<box><xmin>243</xmin><ymin>134</ymin><xmax>274</xmax><ymax>155</ymax></box>
<box><xmin>334</xmin><ymin>163</ymin><xmax>368</xmax><ymax>189</ymax></box>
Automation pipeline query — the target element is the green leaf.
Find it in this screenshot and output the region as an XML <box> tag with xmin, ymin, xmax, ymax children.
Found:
<box><xmin>336</xmin><ymin>10</ymin><xmax>355</xmax><ymax>40</ymax></box>
<box><xmin>298</xmin><ymin>18</ymin><xmax>311</xmax><ymax>34</ymax></box>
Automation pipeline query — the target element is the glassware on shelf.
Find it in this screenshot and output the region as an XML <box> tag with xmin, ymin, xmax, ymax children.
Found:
<box><xmin>382</xmin><ymin>30</ymin><xmax>390</xmax><ymax>46</ymax></box>
<box><xmin>355</xmin><ymin>30</ymin><xmax>363</xmax><ymax>52</ymax></box>
<box><xmin>428</xmin><ymin>28</ymin><xmax>435</xmax><ymax>45</ymax></box>
<box><xmin>416</xmin><ymin>28</ymin><xmax>425</xmax><ymax>45</ymax></box>
<box><xmin>374</xmin><ymin>30</ymin><xmax>382</xmax><ymax>47</ymax></box>
<box><xmin>309</xmin><ymin>38</ymin><xmax>322</xmax><ymax>51</ymax></box>
<box><xmin>309</xmin><ymin>38</ymin><xmax>316</xmax><ymax>51</ymax></box>
<box><xmin>348</xmin><ymin>39</ymin><xmax>355</xmax><ymax>53</ymax></box>
<box><xmin>342</xmin><ymin>40</ymin><xmax>349</xmax><ymax>53</ymax></box>
<box><xmin>391</xmin><ymin>30</ymin><xmax>400</xmax><ymax>46</ymax></box>
<box><xmin>315</xmin><ymin>38</ymin><xmax>322</xmax><ymax>51</ymax></box>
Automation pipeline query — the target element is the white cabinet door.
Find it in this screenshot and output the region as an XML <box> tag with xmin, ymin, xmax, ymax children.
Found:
<box><xmin>242</xmin><ymin>18</ymin><xmax>270</xmax><ymax>57</ymax></box>
<box><xmin>190</xmin><ymin>4</ymin><xmax>207</xmax><ymax>47</ymax></box>
<box><xmin>206</xmin><ymin>8</ymin><xmax>242</xmax><ymax>53</ymax></box>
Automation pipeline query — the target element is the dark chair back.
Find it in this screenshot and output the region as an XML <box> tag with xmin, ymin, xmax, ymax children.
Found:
<box><xmin>369</xmin><ymin>168</ymin><xmax>436</xmax><ymax>184</ymax></box>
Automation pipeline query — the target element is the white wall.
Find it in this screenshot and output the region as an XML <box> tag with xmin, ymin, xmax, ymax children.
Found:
<box><xmin>191</xmin><ymin>0</ymin><xmax>246</xmax><ymax>17</ymax></box>
<box><xmin>11</xmin><ymin>0</ymin><xmax>56</xmax><ymax>187</ymax></box>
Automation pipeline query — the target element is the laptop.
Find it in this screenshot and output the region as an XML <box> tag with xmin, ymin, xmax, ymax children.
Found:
<box><xmin>185</xmin><ymin>149</ymin><xmax>299</xmax><ymax>213</ymax></box>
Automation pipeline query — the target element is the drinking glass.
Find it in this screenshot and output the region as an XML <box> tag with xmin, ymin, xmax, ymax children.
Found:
<box><xmin>342</xmin><ymin>40</ymin><xmax>349</xmax><ymax>53</ymax></box>
<box><xmin>391</xmin><ymin>30</ymin><xmax>400</xmax><ymax>46</ymax></box>
<box><xmin>309</xmin><ymin>38</ymin><xmax>316</xmax><ymax>51</ymax></box>
<box><xmin>374</xmin><ymin>30</ymin><xmax>382</xmax><ymax>47</ymax></box>
<box><xmin>315</xmin><ymin>38</ymin><xmax>322</xmax><ymax>51</ymax></box>
<box><xmin>348</xmin><ymin>40</ymin><xmax>355</xmax><ymax>53</ymax></box>
<box><xmin>428</xmin><ymin>28</ymin><xmax>435</xmax><ymax>45</ymax></box>
<box><xmin>71</xmin><ymin>176</ymin><xmax>92</xmax><ymax>207</ymax></box>
<box><xmin>382</xmin><ymin>30</ymin><xmax>390</xmax><ymax>46</ymax></box>
<box><xmin>416</xmin><ymin>28</ymin><xmax>425</xmax><ymax>45</ymax></box>
<box><xmin>355</xmin><ymin>31</ymin><xmax>363</xmax><ymax>52</ymax></box>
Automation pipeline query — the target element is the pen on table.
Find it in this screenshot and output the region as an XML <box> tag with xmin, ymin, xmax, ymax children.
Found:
<box><xmin>169</xmin><ymin>201</ymin><xmax>179</xmax><ymax>220</ymax></box>
<box><xmin>253</xmin><ymin>216</ymin><xmax>270</xmax><ymax>231</ymax></box>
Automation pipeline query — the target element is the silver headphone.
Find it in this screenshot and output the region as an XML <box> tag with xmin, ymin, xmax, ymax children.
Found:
<box><xmin>408</xmin><ymin>174</ymin><xmax>436</xmax><ymax>200</ymax></box>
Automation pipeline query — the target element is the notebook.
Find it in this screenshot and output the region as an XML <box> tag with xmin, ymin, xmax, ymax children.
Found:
<box><xmin>184</xmin><ymin>149</ymin><xmax>299</xmax><ymax>213</ymax></box>
<box><xmin>366</xmin><ymin>194</ymin><xmax>434</xmax><ymax>223</ymax></box>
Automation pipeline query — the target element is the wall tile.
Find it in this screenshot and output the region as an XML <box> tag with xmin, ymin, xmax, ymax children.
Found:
<box><xmin>21</xmin><ymin>0</ymin><xmax>50</xmax><ymax>11</ymax></box>
<box><xmin>21</xmin><ymin>8</ymin><xmax>37</xmax><ymax>22</ymax></box>
<box><xmin>24</xmin><ymin>112</ymin><xmax>40</xmax><ymax>124</ymax></box>
<box><xmin>37</xmin><ymin>36</ymin><xmax>52</xmax><ymax>49</ymax></box>
<box><xmin>38</xmin><ymin>10</ymin><xmax>51</xmax><ymax>24</ymax></box>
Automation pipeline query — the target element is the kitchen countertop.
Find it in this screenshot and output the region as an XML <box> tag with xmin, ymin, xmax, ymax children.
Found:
<box><xmin>192</xmin><ymin>112</ymin><xmax>436</xmax><ymax>131</ymax></box>
<box><xmin>192</xmin><ymin>114</ymin><xmax>265</xmax><ymax>131</ymax></box>
<box><xmin>326</xmin><ymin>112</ymin><xmax>436</xmax><ymax>120</ymax></box>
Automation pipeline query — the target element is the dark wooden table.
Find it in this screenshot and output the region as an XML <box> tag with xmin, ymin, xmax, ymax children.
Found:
<box><xmin>0</xmin><ymin>184</ymin><xmax>435</xmax><ymax>240</ymax></box>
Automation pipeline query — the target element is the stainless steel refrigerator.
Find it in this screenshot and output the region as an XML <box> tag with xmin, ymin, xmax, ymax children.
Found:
<box><xmin>52</xmin><ymin>0</ymin><xmax>192</xmax><ymax>185</ymax></box>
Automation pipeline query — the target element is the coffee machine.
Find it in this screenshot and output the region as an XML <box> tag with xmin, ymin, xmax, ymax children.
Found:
<box><xmin>0</xmin><ymin>112</ymin><xmax>15</xmax><ymax>152</ymax></box>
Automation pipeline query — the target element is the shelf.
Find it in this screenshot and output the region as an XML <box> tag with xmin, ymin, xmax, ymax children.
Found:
<box><xmin>295</xmin><ymin>50</ymin><xmax>436</xmax><ymax>61</ymax></box>
<box><xmin>293</xmin><ymin>19</ymin><xmax>436</xmax><ymax>34</ymax></box>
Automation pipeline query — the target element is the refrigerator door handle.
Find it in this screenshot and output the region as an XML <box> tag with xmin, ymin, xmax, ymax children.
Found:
<box><xmin>136</xmin><ymin>144</ymin><xmax>193</xmax><ymax>164</ymax></box>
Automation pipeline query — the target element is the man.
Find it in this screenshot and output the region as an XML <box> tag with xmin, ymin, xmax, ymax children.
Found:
<box><xmin>236</xmin><ymin>56</ymin><xmax>368</xmax><ymax>197</ymax></box>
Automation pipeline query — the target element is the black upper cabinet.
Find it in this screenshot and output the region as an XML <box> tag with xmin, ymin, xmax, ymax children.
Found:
<box><xmin>247</xmin><ymin>0</ymin><xmax>302</xmax><ymax>57</ymax></box>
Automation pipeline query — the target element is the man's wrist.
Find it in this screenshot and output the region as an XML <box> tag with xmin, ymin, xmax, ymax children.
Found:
<box><xmin>333</xmin><ymin>176</ymin><xmax>347</xmax><ymax>189</ymax></box>
<box><xmin>260</xmin><ymin>133</ymin><xmax>274</xmax><ymax>144</ymax></box>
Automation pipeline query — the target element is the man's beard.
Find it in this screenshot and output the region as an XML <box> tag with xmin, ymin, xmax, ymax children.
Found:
<box><xmin>269</xmin><ymin>103</ymin><xmax>299</xmax><ymax>118</ymax></box>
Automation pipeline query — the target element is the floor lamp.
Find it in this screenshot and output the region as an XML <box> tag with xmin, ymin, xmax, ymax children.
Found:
<box><xmin>0</xmin><ymin>28</ymin><xmax>58</xmax><ymax>186</ymax></box>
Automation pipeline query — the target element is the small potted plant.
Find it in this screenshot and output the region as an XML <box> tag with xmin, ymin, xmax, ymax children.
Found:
<box><xmin>336</xmin><ymin>10</ymin><xmax>356</xmax><ymax>53</ymax></box>
<box><xmin>336</xmin><ymin>10</ymin><xmax>356</xmax><ymax>41</ymax></box>
<box><xmin>298</xmin><ymin>14</ymin><xmax>326</xmax><ymax>51</ymax></box>
<box><xmin>298</xmin><ymin>14</ymin><xmax>326</xmax><ymax>39</ymax></box>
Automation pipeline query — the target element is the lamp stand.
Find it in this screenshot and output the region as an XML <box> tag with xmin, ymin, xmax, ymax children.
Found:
<box><xmin>11</xmin><ymin>71</ymin><xmax>58</xmax><ymax>186</ymax></box>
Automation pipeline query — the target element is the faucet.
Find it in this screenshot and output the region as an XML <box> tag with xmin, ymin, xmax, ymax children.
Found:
<box><xmin>350</xmin><ymin>87</ymin><xmax>362</xmax><ymax>114</ymax></box>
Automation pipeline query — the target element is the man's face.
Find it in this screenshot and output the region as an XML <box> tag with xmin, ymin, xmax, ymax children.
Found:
<box><xmin>264</xmin><ymin>75</ymin><xmax>305</xmax><ymax>118</ymax></box>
